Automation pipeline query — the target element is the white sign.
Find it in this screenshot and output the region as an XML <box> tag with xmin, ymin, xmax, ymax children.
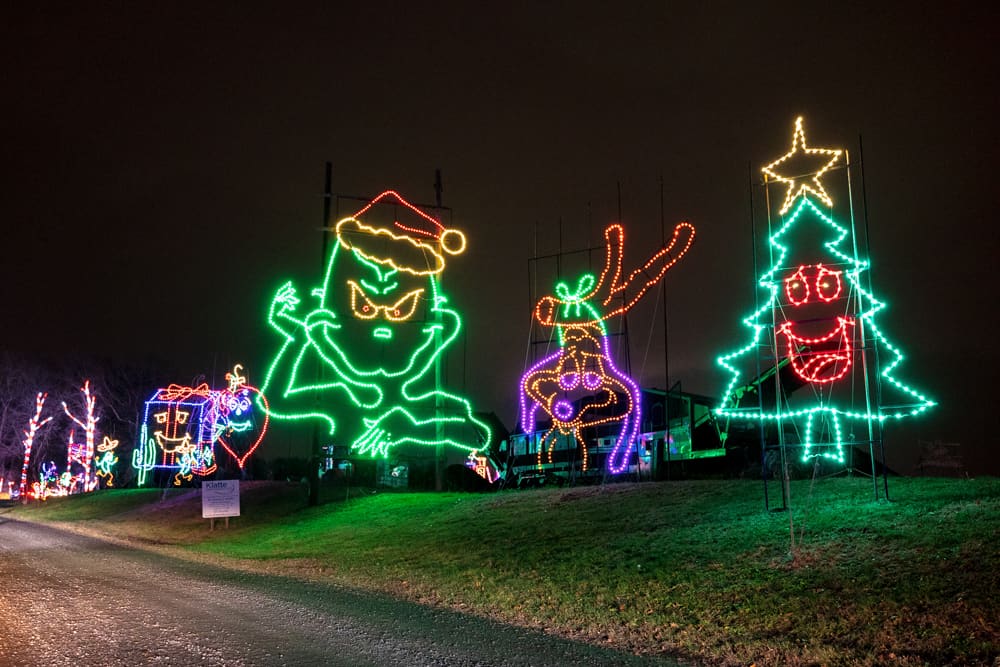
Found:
<box><xmin>202</xmin><ymin>480</ymin><xmax>240</xmax><ymax>519</ymax></box>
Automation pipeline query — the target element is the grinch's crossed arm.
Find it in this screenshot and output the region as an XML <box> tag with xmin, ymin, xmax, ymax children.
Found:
<box><xmin>267</xmin><ymin>281</ymin><xmax>304</xmax><ymax>337</ymax></box>
<box><xmin>351</xmin><ymin>306</ymin><xmax>487</xmax><ymax>457</ymax></box>
<box><xmin>259</xmin><ymin>282</ymin><xmax>382</xmax><ymax>433</ymax></box>
<box><xmin>398</xmin><ymin>304</ymin><xmax>463</xmax><ymax>387</ymax></box>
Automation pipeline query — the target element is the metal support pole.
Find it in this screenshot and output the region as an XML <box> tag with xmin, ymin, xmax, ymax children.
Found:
<box><xmin>309</xmin><ymin>162</ymin><xmax>332</xmax><ymax>507</ymax></box>
<box><xmin>750</xmin><ymin>163</ymin><xmax>771</xmax><ymax>510</ymax></box>
<box><xmin>845</xmin><ymin>149</ymin><xmax>879</xmax><ymax>500</ymax></box>
<box><xmin>660</xmin><ymin>175</ymin><xmax>671</xmax><ymax>482</ymax></box>
<box><xmin>434</xmin><ymin>169</ymin><xmax>445</xmax><ymax>491</ymax></box>
<box><xmin>857</xmin><ymin>136</ymin><xmax>890</xmax><ymax>501</ymax></box>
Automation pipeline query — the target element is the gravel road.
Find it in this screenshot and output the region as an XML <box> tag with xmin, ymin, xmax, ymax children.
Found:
<box><xmin>0</xmin><ymin>517</ymin><xmax>676</xmax><ymax>666</ymax></box>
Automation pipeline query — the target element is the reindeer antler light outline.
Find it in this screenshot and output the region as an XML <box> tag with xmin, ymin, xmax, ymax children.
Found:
<box><xmin>535</xmin><ymin>222</ymin><xmax>696</xmax><ymax>329</ymax></box>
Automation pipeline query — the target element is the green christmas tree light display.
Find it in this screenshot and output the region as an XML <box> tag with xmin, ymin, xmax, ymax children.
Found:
<box><xmin>716</xmin><ymin>117</ymin><xmax>935</xmax><ymax>462</ymax></box>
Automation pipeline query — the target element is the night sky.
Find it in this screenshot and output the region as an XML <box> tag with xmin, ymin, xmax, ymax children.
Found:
<box><xmin>3</xmin><ymin>3</ymin><xmax>997</xmax><ymax>473</ymax></box>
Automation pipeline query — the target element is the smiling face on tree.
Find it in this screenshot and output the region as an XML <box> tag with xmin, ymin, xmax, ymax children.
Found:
<box><xmin>776</xmin><ymin>262</ymin><xmax>856</xmax><ymax>384</ymax></box>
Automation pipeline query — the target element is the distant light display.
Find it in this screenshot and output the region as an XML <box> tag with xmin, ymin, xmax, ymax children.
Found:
<box><xmin>259</xmin><ymin>190</ymin><xmax>490</xmax><ymax>460</ymax></box>
<box><xmin>33</xmin><ymin>461</ymin><xmax>63</xmax><ymax>500</ymax></box>
<box><xmin>716</xmin><ymin>117</ymin><xmax>935</xmax><ymax>462</ymax></box>
<box><xmin>94</xmin><ymin>436</ymin><xmax>120</xmax><ymax>487</ymax></box>
<box><xmin>62</xmin><ymin>380</ymin><xmax>99</xmax><ymax>493</ymax></box>
<box><xmin>133</xmin><ymin>384</ymin><xmax>219</xmax><ymax>486</ymax></box>
<box><xmin>520</xmin><ymin>222</ymin><xmax>695</xmax><ymax>474</ymax></box>
<box><xmin>132</xmin><ymin>365</ymin><xmax>269</xmax><ymax>485</ymax></box>
<box><xmin>18</xmin><ymin>392</ymin><xmax>53</xmax><ymax>499</ymax></box>
<box><xmin>63</xmin><ymin>429</ymin><xmax>86</xmax><ymax>493</ymax></box>
<box><xmin>214</xmin><ymin>365</ymin><xmax>269</xmax><ymax>471</ymax></box>
<box><xmin>466</xmin><ymin>451</ymin><xmax>499</xmax><ymax>483</ymax></box>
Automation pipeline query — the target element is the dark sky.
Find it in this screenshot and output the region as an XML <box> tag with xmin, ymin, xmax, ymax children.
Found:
<box><xmin>3</xmin><ymin>2</ymin><xmax>997</xmax><ymax>473</ymax></box>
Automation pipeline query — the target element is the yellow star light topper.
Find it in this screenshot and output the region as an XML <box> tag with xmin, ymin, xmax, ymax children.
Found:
<box><xmin>762</xmin><ymin>116</ymin><xmax>843</xmax><ymax>214</ymax></box>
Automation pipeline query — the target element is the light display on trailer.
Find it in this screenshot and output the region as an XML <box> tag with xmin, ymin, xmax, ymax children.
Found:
<box><xmin>258</xmin><ymin>190</ymin><xmax>490</xmax><ymax>460</ymax></box>
<box><xmin>520</xmin><ymin>221</ymin><xmax>695</xmax><ymax>474</ymax></box>
<box><xmin>715</xmin><ymin>117</ymin><xmax>935</xmax><ymax>462</ymax></box>
<box><xmin>18</xmin><ymin>392</ymin><xmax>53</xmax><ymax>499</ymax></box>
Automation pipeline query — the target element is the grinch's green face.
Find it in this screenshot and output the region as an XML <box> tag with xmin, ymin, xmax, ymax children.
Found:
<box><xmin>323</xmin><ymin>247</ymin><xmax>433</xmax><ymax>376</ymax></box>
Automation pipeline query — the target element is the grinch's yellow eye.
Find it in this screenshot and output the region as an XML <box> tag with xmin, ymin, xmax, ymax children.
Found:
<box><xmin>348</xmin><ymin>281</ymin><xmax>423</xmax><ymax>321</ymax></box>
<box><xmin>348</xmin><ymin>281</ymin><xmax>380</xmax><ymax>320</ymax></box>
<box><xmin>383</xmin><ymin>289</ymin><xmax>423</xmax><ymax>322</ymax></box>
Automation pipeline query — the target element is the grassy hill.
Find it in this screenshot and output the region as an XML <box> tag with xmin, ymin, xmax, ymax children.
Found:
<box><xmin>6</xmin><ymin>477</ymin><xmax>999</xmax><ymax>665</ymax></box>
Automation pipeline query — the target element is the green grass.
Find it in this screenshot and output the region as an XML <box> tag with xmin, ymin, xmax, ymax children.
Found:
<box><xmin>7</xmin><ymin>477</ymin><xmax>999</xmax><ymax>665</ymax></box>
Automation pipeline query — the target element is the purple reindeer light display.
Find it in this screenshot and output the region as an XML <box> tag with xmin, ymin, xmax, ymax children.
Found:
<box><xmin>519</xmin><ymin>221</ymin><xmax>696</xmax><ymax>475</ymax></box>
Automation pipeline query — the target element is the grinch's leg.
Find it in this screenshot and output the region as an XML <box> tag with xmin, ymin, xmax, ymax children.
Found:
<box><xmin>388</xmin><ymin>391</ymin><xmax>491</xmax><ymax>453</ymax></box>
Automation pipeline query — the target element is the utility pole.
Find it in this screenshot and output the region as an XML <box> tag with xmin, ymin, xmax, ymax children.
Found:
<box><xmin>660</xmin><ymin>175</ymin><xmax>670</xmax><ymax>482</ymax></box>
<box><xmin>434</xmin><ymin>168</ymin><xmax>444</xmax><ymax>490</ymax></box>
<box><xmin>308</xmin><ymin>162</ymin><xmax>332</xmax><ymax>506</ymax></box>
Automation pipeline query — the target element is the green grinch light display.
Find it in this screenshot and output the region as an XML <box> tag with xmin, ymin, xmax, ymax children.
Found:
<box><xmin>259</xmin><ymin>191</ymin><xmax>490</xmax><ymax>459</ymax></box>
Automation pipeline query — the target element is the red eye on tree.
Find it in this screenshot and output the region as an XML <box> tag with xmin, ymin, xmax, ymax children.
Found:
<box><xmin>815</xmin><ymin>263</ymin><xmax>843</xmax><ymax>302</ymax></box>
<box><xmin>784</xmin><ymin>266</ymin><xmax>810</xmax><ymax>305</ymax></box>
